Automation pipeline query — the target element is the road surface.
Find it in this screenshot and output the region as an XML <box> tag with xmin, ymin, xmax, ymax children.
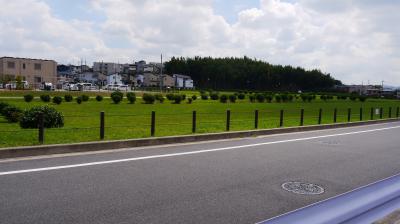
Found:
<box><xmin>1</xmin><ymin>122</ymin><xmax>400</xmax><ymax>224</ymax></box>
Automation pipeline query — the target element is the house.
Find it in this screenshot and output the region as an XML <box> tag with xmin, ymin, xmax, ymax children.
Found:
<box><xmin>143</xmin><ymin>73</ymin><xmax>160</xmax><ymax>87</ymax></box>
<box><xmin>173</xmin><ymin>74</ymin><xmax>194</xmax><ymax>89</ymax></box>
<box><xmin>107</xmin><ymin>73</ymin><xmax>123</xmax><ymax>85</ymax></box>
<box><xmin>162</xmin><ymin>75</ymin><xmax>175</xmax><ymax>87</ymax></box>
<box><xmin>0</xmin><ymin>56</ymin><xmax>57</xmax><ymax>89</ymax></box>
<box><xmin>93</xmin><ymin>62</ymin><xmax>124</xmax><ymax>75</ymax></box>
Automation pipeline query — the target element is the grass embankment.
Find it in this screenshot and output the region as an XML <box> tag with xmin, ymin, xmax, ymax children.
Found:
<box><xmin>0</xmin><ymin>96</ymin><xmax>399</xmax><ymax>148</ymax></box>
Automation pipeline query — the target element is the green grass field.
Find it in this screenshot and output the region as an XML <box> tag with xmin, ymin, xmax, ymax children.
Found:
<box><xmin>1</xmin><ymin>94</ymin><xmax>399</xmax><ymax>148</ymax></box>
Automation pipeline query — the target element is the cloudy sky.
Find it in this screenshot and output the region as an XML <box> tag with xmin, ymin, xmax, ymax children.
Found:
<box><xmin>0</xmin><ymin>0</ymin><xmax>399</xmax><ymax>85</ymax></box>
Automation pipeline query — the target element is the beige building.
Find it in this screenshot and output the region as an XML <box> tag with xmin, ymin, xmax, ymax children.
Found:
<box><xmin>143</xmin><ymin>73</ymin><xmax>160</xmax><ymax>87</ymax></box>
<box><xmin>0</xmin><ymin>57</ymin><xmax>57</xmax><ymax>88</ymax></box>
<box><xmin>162</xmin><ymin>75</ymin><xmax>175</xmax><ymax>87</ymax></box>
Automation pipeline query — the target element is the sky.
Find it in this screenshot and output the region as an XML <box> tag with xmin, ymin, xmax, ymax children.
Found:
<box><xmin>0</xmin><ymin>0</ymin><xmax>399</xmax><ymax>86</ymax></box>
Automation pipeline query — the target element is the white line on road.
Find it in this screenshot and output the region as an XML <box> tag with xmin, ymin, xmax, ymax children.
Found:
<box><xmin>1</xmin><ymin>125</ymin><xmax>400</xmax><ymax>176</ymax></box>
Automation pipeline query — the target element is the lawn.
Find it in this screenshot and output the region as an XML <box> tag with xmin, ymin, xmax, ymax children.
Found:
<box><xmin>0</xmin><ymin>94</ymin><xmax>399</xmax><ymax>148</ymax></box>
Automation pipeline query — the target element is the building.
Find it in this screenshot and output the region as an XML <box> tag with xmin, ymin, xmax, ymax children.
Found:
<box><xmin>173</xmin><ymin>74</ymin><xmax>194</xmax><ymax>89</ymax></box>
<box><xmin>0</xmin><ymin>57</ymin><xmax>57</xmax><ymax>88</ymax></box>
<box><xmin>143</xmin><ymin>73</ymin><xmax>160</xmax><ymax>87</ymax></box>
<box><xmin>93</xmin><ymin>62</ymin><xmax>123</xmax><ymax>75</ymax></box>
<box><xmin>106</xmin><ymin>73</ymin><xmax>123</xmax><ymax>85</ymax></box>
<box><xmin>162</xmin><ymin>75</ymin><xmax>175</xmax><ymax>87</ymax></box>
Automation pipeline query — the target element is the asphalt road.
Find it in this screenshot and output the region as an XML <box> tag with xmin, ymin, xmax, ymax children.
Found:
<box><xmin>1</xmin><ymin>122</ymin><xmax>400</xmax><ymax>224</ymax></box>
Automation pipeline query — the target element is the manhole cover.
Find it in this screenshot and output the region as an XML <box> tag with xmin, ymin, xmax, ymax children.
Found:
<box><xmin>282</xmin><ymin>182</ymin><xmax>325</xmax><ymax>195</ymax></box>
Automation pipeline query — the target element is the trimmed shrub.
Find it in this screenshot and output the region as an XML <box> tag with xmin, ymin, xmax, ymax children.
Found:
<box><xmin>256</xmin><ymin>94</ymin><xmax>265</xmax><ymax>103</ymax></box>
<box><xmin>2</xmin><ymin>105</ymin><xmax>22</xmax><ymax>123</ymax></box>
<box><xmin>201</xmin><ymin>94</ymin><xmax>209</xmax><ymax>100</ymax></box>
<box><xmin>265</xmin><ymin>95</ymin><xmax>273</xmax><ymax>103</ymax></box>
<box><xmin>166</xmin><ymin>93</ymin><xmax>175</xmax><ymax>101</ymax></box>
<box><xmin>81</xmin><ymin>95</ymin><xmax>89</xmax><ymax>102</ymax></box>
<box><xmin>111</xmin><ymin>91</ymin><xmax>123</xmax><ymax>104</ymax></box>
<box><xmin>210</xmin><ymin>92</ymin><xmax>219</xmax><ymax>100</ymax></box>
<box><xmin>20</xmin><ymin>105</ymin><xmax>64</xmax><ymax>129</ymax></box>
<box><xmin>229</xmin><ymin>94</ymin><xmax>237</xmax><ymax>103</ymax></box>
<box><xmin>143</xmin><ymin>93</ymin><xmax>155</xmax><ymax>104</ymax></box>
<box><xmin>187</xmin><ymin>98</ymin><xmax>193</xmax><ymax>104</ymax></box>
<box><xmin>64</xmin><ymin>94</ymin><xmax>73</xmax><ymax>102</ymax></box>
<box><xmin>249</xmin><ymin>95</ymin><xmax>256</xmax><ymax>103</ymax></box>
<box><xmin>0</xmin><ymin>102</ymin><xmax>10</xmax><ymax>114</ymax></box>
<box><xmin>96</xmin><ymin>95</ymin><xmax>103</xmax><ymax>102</ymax></box>
<box><xmin>155</xmin><ymin>94</ymin><xmax>164</xmax><ymax>103</ymax></box>
<box><xmin>275</xmin><ymin>95</ymin><xmax>282</xmax><ymax>103</ymax></box>
<box><xmin>173</xmin><ymin>95</ymin><xmax>182</xmax><ymax>104</ymax></box>
<box><xmin>320</xmin><ymin>95</ymin><xmax>327</xmax><ymax>101</ymax></box>
<box><xmin>181</xmin><ymin>94</ymin><xmax>186</xmax><ymax>100</ymax></box>
<box><xmin>220</xmin><ymin>94</ymin><xmax>228</xmax><ymax>103</ymax></box>
<box><xmin>76</xmin><ymin>96</ymin><xmax>83</xmax><ymax>104</ymax></box>
<box><xmin>52</xmin><ymin>96</ymin><xmax>62</xmax><ymax>105</ymax></box>
<box><xmin>126</xmin><ymin>92</ymin><xmax>136</xmax><ymax>104</ymax></box>
<box><xmin>40</xmin><ymin>94</ymin><xmax>51</xmax><ymax>102</ymax></box>
<box><xmin>24</xmin><ymin>94</ymin><xmax>34</xmax><ymax>102</ymax></box>
<box><xmin>191</xmin><ymin>95</ymin><xmax>197</xmax><ymax>100</ymax></box>
<box><xmin>350</xmin><ymin>95</ymin><xmax>358</xmax><ymax>101</ymax></box>
<box><xmin>237</xmin><ymin>93</ymin><xmax>245</xmax><ymax>100</ymax></box>
<box><xmin>359</xmin><ymin>95</ymin><xmax>367</xmax><ymax>102</ymax></box>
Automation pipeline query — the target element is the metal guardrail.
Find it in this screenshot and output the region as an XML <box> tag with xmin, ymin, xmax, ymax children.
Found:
<box><xmin>258</xmin><ymin>174</ymin><xmax>400</xmax><ymax>224</ymax></box>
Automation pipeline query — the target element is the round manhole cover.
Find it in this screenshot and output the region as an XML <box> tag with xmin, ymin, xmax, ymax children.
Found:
<box><xmin>282</xmin><ymin>182</ymin><xmax>325</xmax><ymax>195</ymax></box>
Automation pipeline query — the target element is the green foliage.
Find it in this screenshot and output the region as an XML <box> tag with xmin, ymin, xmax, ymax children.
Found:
<box><xmin>275</xmin><ymin>95</ymin><xmax>282</xmax><ymax>103</ymax></box>
<box><xmin>165</xmin><ymin>56</ymin><xmax>341</xmax><ymax>91</ymax></box>
<box><xmin>191</xmin><ymin>95</ymin><xmax>197</xmax><ymax>100</ymax></box>
<box><xmin>52</xmin><ymin>96</ymin><xmax>63</xmax><ymax>105</ymax></box>
<box><xmin>201</xmin><ymin>94</ymin><xmax>209</xmax><ymax>100</ymax></box>
<box><xmin>187</xmin><ymin>98</ymin><xmax>193</xmax><ymax>104</ymax></box>
<box><xmin>359</xmin><ymin>95</ymin><xmax>367</xmax><ymax>102</ymax></box>
<box><xmin>81</xmin><ymin>95</ymin><xmax>89</xmax><ymax>102</ymax></box>
<box><xmin>111</xmin><ymin>91</ymin><xmax>123</xmax><ymax>104</ymax></box>
<box><xmin>96</xmin><ymin>95</ymin><xmax>103</xmax><ymax>102</ymax></box>
<box><xmin>126</xmin><ymin>92</ymin><xmax>136</xmax><ymax>104</ymax></box>
<box><xmin>220</xmin><ymin>94</ymin><xmax>228</xmax><ymax>103</ymax></box>
<box><xmin>19</xmin><ymin>105</ymin><xmax>64</xmax><ymax>129</ymax></box>
<box><xmin>40</xmin><ymin>94</ymin><xmax>51</xmax><ymax>102</ymax></box>
<box><xmin>350</xmin><ymin>94</ymin><xmax>358</xmax><ymax>101</ymax></box>
<box><xmin>155</xmin><ymin>94</ymin><xmax>164</xmax><ymax>103</ymax></box>
<box><xmin>265</xmin><ymin>95</ymin><xmax>273</xmax><ymax>103</ymax></box>
<box><xmin>181</xmin><ymin>94</ymin><xmax>186</xmax><ymax>100</ymax></box>
<box><xmin>0</xmin><ymin>102</ymin><xmax>10</xmax><ymax>114</ymax></box>
<box><xmin>173</xmin><ymin>95</ymin><xmax>182</xmax><ymax>104</ymax></box>
<box><xmin>237</xmin><ymin>93</ymin><xmax>245</xmax><ymax>100</ymax></box>
<box><xmin>64</xmin><ymin>95</ymin><xmax>73</xmax><ymax>102</ymax></box>
<box><xmin>249</xmin><ymin>94</ymin><xmax>256</xmax><ymax>103</ymax></box>
<box><xmin>166</xmin><ymin>93</ymin><xmax>175</xmax><ymax>101</ymax></box>
<box><xmin>256</xmin><ymin>94</ymin><xmax>265</xmax><ymax>103</ymax></box>
<box><xmin>210</xmin><ymin>92</ymin><xmax>219</xmax><ymax>100</ymax></box>
<box><xmin>142</xmin><ymin>93</ymin><xmax>155</xmax><ymax>104</ymax></box>
<box><xmin>229</xmin><ymin>94</ymin><xmax>237</xmax><ymax>103</ymax></box>
<box><xmin>24</xmin><ymin>94</ymin><xmax>34</xmax><ymax>102</ymax></box>
<box><xmin>2</xmin><ymin>105</ymin><xmax>22</xmax><ymax>123</ymax></box>
<box><xmin>76</xmin><ymin>96</ymin><xmax>83</xmax><ymax>104</ymax></box>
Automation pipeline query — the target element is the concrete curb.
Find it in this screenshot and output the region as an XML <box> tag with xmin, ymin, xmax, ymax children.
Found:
<box><xmin>1</xmin><ymin>118</ymin><xmax>399</xmax><ymax>159</ymax></box>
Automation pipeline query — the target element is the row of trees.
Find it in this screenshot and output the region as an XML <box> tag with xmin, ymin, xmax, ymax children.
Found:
<box><xmin>165</xmin><ymin>56</ymin><xmax>341</xmax><ymax>91</ymax></box>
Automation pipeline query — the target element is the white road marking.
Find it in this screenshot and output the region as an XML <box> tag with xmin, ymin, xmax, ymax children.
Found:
<box><xmin>1</xmin><ymin>125</ymin><xmax>399</xmax><ymax>176</ymax></box>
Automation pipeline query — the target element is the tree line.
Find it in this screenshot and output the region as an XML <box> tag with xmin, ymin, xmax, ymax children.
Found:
<box><xmin>164</xmin><ymin>56</ymin><xmax>342</xmax><ymax>91</ymax></box>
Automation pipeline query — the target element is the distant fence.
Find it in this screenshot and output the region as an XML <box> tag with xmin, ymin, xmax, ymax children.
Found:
<box><xmin>1</xmin><ymin>106</ymin><xmax>396</xmax><ymax>146</ymax></box>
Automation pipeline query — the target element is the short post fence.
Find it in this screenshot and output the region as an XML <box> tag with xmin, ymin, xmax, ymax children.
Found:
<box><xmin>280</xmin><ymin>110</ymin><xmax>284</xmax><ymax>127</ymax></box>
<box><xmin>371</xmin><ymin>107</ymin><xmax>374</xmax><ymax>120</ymax></box>
<box><xmin>192</xmin><ymin>111</ymin><xmax>197</xmax><ymax>133</ymax></box>
<box><xmin>380</xmin><ymin>108</ymin><xmax>383</xmax><ymax>119</ymax></box>
<box><xmin>347</xmin><ymin>108</ymin><xmax>351</xmax><ymax>122</ymax></box>
<box><xmin>151</xmin><ymin>111</ymin><xmax>156</xmax><ymax>137</ymax></box>
<box><xmin>389</xmin><ymin>107</ymin><xmax>392</xmax><ymax>118</ymax></box>
<box><xmin>318</xmin><ymin>109</ymin><xmax>322</xmax><ymax>125</ymax></box>
<box><xmin>300</xmin><ymin>109</ymin><xmax>304</xmax><ymax>126</ymax></box>
<box><xmin>360</xmin><ymin>108</ymin><xmax>363</xmax><ymax>121</ymax></box>
<box><xmin>38</xmin><ymin>113</ymin><xmax>44</xmax><ymax>144</ymax></box>
<box><xmin>397</xmin><ymin>107</ymin><xmax>400</xmax><ymax>118</ymax></box>
<box><xmin>100</xmin><ymin>111</ymin><xmax>105</xmax><ymax>140</ymax></box>
<box><xmin>255</xmin><ymin>110</ymin><xmax>259</xmax><ymax>129</ymax></box>
<box><xmin>334</xmin><ymin>108</ymin><xmax>337</xmax><ymax>123</ymax></box>
<box><xmin>226</xmin><ymin>110</ymin><xmax>231</xmax><ymax>131</ymax></box>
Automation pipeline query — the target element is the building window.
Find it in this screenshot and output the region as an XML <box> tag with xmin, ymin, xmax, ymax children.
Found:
<box><xmin>34</xmin><ymin>63</ymin><xmax>42</xmax><ymax>70</ymax></box>
<box><xmin>23</xmin><ymin>63</ymin><xmax>26</xmax><ymax>69</ymax></box>
<box><xmin>7</xmin><ymin>62</ymin><xmax>15</xmax><ymax>69</ymax></box>
<box><xmin>34</xmin><ymin>76</ymin><xmax>42</xmax><ymax>83</ymax></box>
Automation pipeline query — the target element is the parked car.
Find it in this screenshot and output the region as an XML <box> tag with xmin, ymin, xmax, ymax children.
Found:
<box><xmin>104</xmin><ymin>84</ymin><xmax>129</xmax><ymax>91</ymax></box>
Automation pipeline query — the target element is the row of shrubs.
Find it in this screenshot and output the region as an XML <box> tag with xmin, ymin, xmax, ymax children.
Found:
<box><xmin>0</xmin><ymin>102</ymin><xmax>64</xmax><ymax>128</ymax></box>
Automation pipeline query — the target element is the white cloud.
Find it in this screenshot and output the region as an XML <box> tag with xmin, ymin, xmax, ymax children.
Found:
<box><xmin>0</xmin><ymin>0</ymin><xmax>399</xmax><ymax>85</ymax></box>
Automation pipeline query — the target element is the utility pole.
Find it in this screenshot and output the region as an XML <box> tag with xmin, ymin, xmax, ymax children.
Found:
<box><xmin>160</xmin><ymin>54</ymin><xmax>163</xmax><ymax>92</ymax></box>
